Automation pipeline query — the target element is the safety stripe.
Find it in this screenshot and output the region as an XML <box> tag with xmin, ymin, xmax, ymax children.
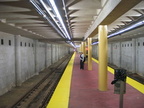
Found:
<box><xmin>92</xmin><ymin>58</ymin><xmax>144</xmax><ymax>94</ymax></box>
<box><xmin>46</xmin><ymin>53</ymin><xmax>75</xmax><ymax>108</ymax></box>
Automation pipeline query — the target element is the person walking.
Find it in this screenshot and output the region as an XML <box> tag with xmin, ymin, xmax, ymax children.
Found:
<box><xmin>79</xmin><ymin>52</ymin><xmax>85</xmax><ymax>69</ymax></box>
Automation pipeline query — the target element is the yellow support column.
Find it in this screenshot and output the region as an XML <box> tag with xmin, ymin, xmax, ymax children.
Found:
<box><xmin>79</xmin><ymin>44</ymin><xmax>81</xmax><ymax>52</ymax></box>
<box><xmin>81</xmin><ymin>42</ymin><xmax>83</xmax><ymax>52</ymax></box>
<box><xmin>82</xmin><ymin>42</ymin><xmax>85</xmax><ymax>56</ymax></box>
<box><xmin>88</xmin><ymin>38</ymin><xmax>92</xmax><ymax>70</ymax></box>
<box><xmin>79</xmin><ymin>44</ymin><xmax>82</xmax><ymax>52</ymax></box>
<box><xmin>84</xmin><ymin>42</ymin><xmax>86</xmax><ymax>56</ymax></box>
<box><xmin>98</xmin><ymin>25</ymin><xmax>108</xmax><ymax>91</ymax></box>
<box><xmin>85</xmin><ymin>42</ymin><xmax>87</xmax><ymax>56</ymax></box>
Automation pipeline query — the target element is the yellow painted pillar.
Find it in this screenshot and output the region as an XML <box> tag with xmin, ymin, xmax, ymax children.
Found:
<box><xmin>98</xmin><ymin>25</ymin><xmax>108</xmax><ymax>91</ymax></box>
<box><xmin>85</xmin><ymin>42</ymin><xmax>87</xmax><ymax>56</ymax></box>
<box><xmin>80</xmin><ymin>44</ymin><xmax>82</xmax><ymax>52</ymax></box>
<box><xmin>82</xmin><ymin>42</ymin><xmax>85</xmax><ymax>56</ymax></box>
<box><xmin>81</xmin><ymin>42</ymin><xmax>83</xmax><ymax>52</ymax></box>
<box><xmin>88</xmin><ymin>38</ymin><xmax>92</xmax><ymax>70</ymax></box>
<box><xmin>84</xmin><ymin>42</ymin><xmax>86</xmax><ymax>56</ymax></box>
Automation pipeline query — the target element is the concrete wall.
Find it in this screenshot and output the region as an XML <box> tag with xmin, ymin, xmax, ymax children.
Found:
<box><xmin>0</xmin><ymin>31</ymin><xmax>72</xmax><ymax>96</ymax></box>
<box><xmin>121</xmin><ymin>41</ymin><xmax>133</xmax><ymax>71</ymax></box>
<box><xmin>0</xmin><ymin>32</ymin><xmax>15</xmax><ymax>95</ymax></box>
<box><xmin>20</xmin><ymin>36</ymin><xmax>35</xmax><ymax>82</ymax></box>
<box><xmin>92</xmin><ymin>45</ymin><xmax>98</xmax><ymax>59</ymax></box>
<box><xmin>36</xmin><ymin>42</ymin><xmax>46</xmax><ymax>73</ymax></box>
<box><xmin>92</xmin><ymin>37</ymin><xmax>144</xmax><ymax>77</ymax></box>
<box><xmin>46</xmin><ymin>44</ymin><xmax>52</xmax><ymax>67</ymax></box>
<box><xmin>111</xmin><ymin>42</ymin><xmax>121</xmax><ymax>67</ymax></box>
<box><xmin>135</xmin><ymin>37</ymin><xmax>144</xmax><ymax>76</ymax></box>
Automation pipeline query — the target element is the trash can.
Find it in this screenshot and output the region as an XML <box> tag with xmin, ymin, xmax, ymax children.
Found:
<box><xmin>111</xmin><ymin>69</ymin><xmax>127</xmax><ymax>94</ymax></box>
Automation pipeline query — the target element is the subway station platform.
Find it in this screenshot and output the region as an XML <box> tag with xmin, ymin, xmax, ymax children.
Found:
<box><xmin>47</xmin><ymin>53</ymin><xmax>144</xmax><ymax>108</ymax></box>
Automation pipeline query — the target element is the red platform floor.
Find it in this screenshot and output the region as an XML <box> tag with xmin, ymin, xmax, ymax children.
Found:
<box><xmin>68</xmin><ymin>54</ymin><xmax>144</xmax><ymax>108</ymax></box>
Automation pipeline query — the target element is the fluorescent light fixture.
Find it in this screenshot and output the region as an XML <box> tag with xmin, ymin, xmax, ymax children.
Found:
<box><xmin>30</xmin><ymin>0</ymin><xmax>73</xmax><ymax>47</ymax></box>
<box><xmin>49</xmin><ymin>0</ymin><xmax>71</xmax><ymax>40</ymax></box>
<box><xmin>108</xmin><ymin>20</ymin><xmax>144</xmax><ymax>38</ymax></box>
<box><xmin>92</xmin><ymin>19</ymin><xmax>144</xmax><ymax>45</ymax></box>
<box><xmin>30</xmin><ymin>0</ymin><xmax>65</xmax><ymax>38</ymax></box>
<box><xmin>30</xmin><ymin>0</ymin><xmax>45</xmax><ymax>16</ymax></box>
<box><xmin>75</xmin><ymin>45</ymin><xmax>80</xmax><ymax>48</ymax></box>
<box><xmin>62</xmin><ymin>0</ymin><xmax>73</xmax><ymax>38</ymax></box>
<box><xmin>40</xmin><ymin>0</ymin><xmax>66</xmax><ymax>37</ymax></box>
<box><xmin>66</xmin><ymin>41</ymin><xmax>75</xmax><ymax>48</ymax></box>
<box><xmin>70</xmin><ymin>42</ymin><xmax>76</xmax><ymax>48</ymax></box>
<box><xmin>92</xmin><ymin>42</ymin><xmax>99</xmax><ymax>45</ymax></box>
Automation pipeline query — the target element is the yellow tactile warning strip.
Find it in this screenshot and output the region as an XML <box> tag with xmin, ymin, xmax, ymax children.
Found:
<box><xmin>46</xmin><ymin>53</ymin><xmax>75</xmax><ymax>108</ymax></box>
<box><xmin>92</xmin><ymin>58</ymin><xmax>144</xmax><ymax>94</ymax></box>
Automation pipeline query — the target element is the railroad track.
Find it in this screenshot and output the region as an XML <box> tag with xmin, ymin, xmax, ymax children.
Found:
<box><xmin>11</xmin><ymin>55</ymin><xmax>72</xmax><ymax>108</ymax></box>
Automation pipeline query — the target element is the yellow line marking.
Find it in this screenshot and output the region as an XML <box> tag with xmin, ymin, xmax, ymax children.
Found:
<box><xmin>127</xmin><ymin>77</ymin><xmax>144</xmax><ymax>94</ymax></box>
<box><xmin>46</xmin><ymin>53</ymin><xmax>75</xmax><ymax>108</ymax></box>
<box><xmin>92</xmin><ymin>58</ymin><xmax>144</xmax><ymax>94</ymax></box>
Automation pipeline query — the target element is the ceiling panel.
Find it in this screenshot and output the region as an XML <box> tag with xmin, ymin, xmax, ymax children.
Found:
<box><xmin>0</xmin><ymin>0</ymin><xmax>143</xmax><ymax>46</ymax></box>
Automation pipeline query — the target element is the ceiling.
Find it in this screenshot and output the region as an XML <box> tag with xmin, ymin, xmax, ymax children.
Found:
<box><xmin>0</xmin><ymin>0</ymin><xmax>144</xmax><ymax>47</ymax></box>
